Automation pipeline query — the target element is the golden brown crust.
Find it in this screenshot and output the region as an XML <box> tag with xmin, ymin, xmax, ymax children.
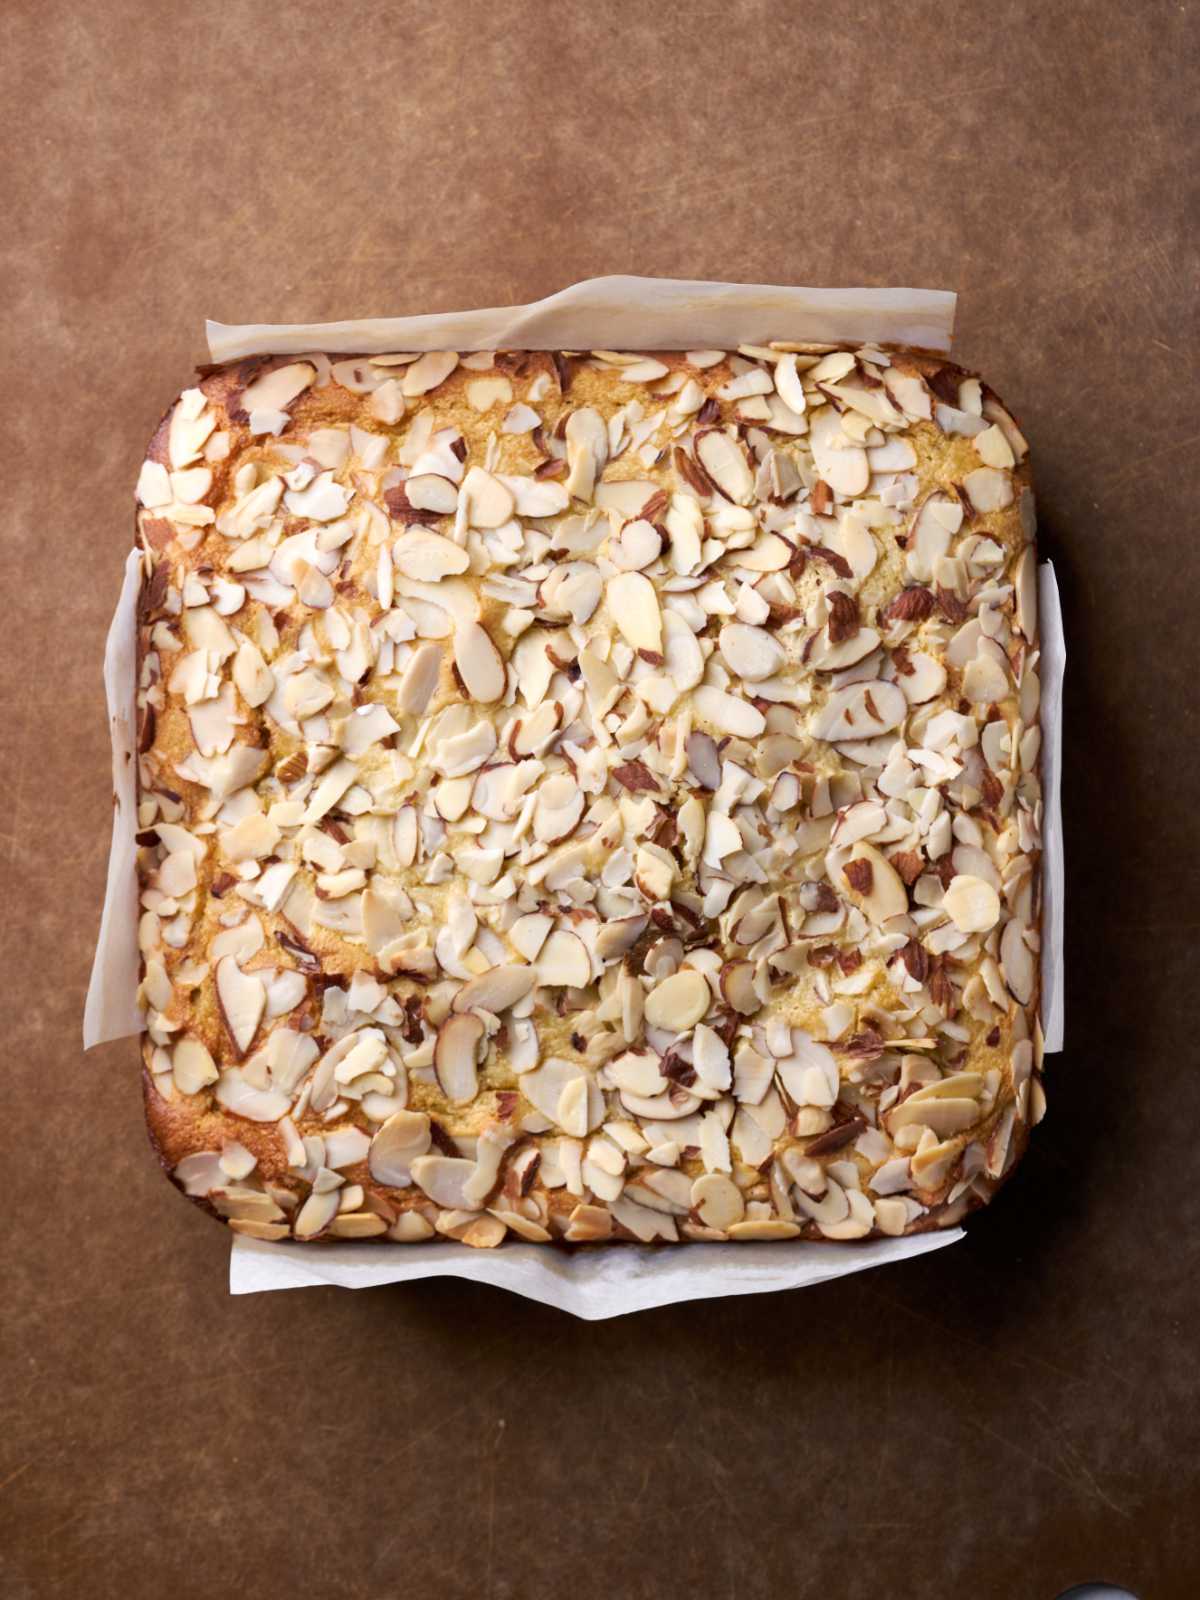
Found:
<box><xmin>132</xmin><ymin>342</ymin><xmax>1043</xmax><ymax>1247</ymax></box>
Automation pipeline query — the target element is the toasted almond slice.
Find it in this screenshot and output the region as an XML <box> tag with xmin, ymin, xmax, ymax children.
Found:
<box><xmin>293</xmin><ymin>1189</ymin><xmax>340</xmax><ymax>1240</ymax></box>
<box><xmin>534</xmin><ymin>775</ymin><xmax>585</xmax><ymax>844</ymax></box>
<box><xmin>509</xmin><ymin>913</ymin><xmax>553</xmax><ymax>963</ymax></box>
<box><xmin>540</xmin><ymin>562</ymin><xmax>603</xmax><ymax>624</ymax></box>
<box><xmin>595</xmin><ymin>479</ymin><xmax>660</xmax><ymax>516</ymax></box>
<box><xmin>607</xmin><ymin>518</ymin><xmax>662</xmax><ymax>571</ymax></box>
<box><xmin>773</xmin><ymin>353</ymin><xmax>808</xmax><ymax>415</ymax></box>
<box><xmin>466</xmin><ymin>375</ymin><xmax>513</xmax><ymax>412</ymax></box>
<box><xmin>607</xmin><ymin>571</ymin><xmax>662</xmax><ymax>656</ymax></box>
<box><xmin>974</xmin><ymin>423</ymin><xmax>1015</xmax><ymax>469</ymax></box>
<box><xmin>228</xmin><ymin>1218</ymin><xmax>290</xmax><ymax>1242</ymax></box>
<box><xmin>897</xmin><ymin>650</ymin><xmax>946</xmax><ymax>704</ymax></box>
<box><xmin>661</xmin><ymin>610</ymin><xmax>704</xmax><ymax>692</ymax></box>
<box><xmin>368</xmin><ymin>1111</ymin><xmax>432</xmax><ymax>1186</ymax></box>
<box><xmin>240</xmin><ymin>362</ymin><xmax>315</xmax><ymax>414</ymax></box>
<box><xmin>173</xmin><ymin>1037</ymin><xmax>218</xmax><ymax>1095</ymax></box>
<box><xmin>727</xmin><ymin>1219</ymin><xmax>802</xmax><ymax>1240</ymax></box>
<box><xmin>565</xmin><ymin>1202</ymin><xmax>614</xmax><ymax>1241</ymax></box>
<box><xmin>410</xmin><ymin>1154</ymin><xmax>481</xmax><ymax>1209</ymax></box>
<box><xmin>694</xmin><ymin>430</ymin><xmax>754</xmax><ymax>504</ymax></box>
<box><xmin>564</xmin><ymin>407</ymin><xmax>608</xmax><ymax>502</ymax></box>
<box><xmin>434</xmin><ymin>1013</ymin><xmax>484</xmax><ymax>1104</ymax></box>
<box><xmin>402</xmin><ymin>351</ymin><xmax>459</xmax><ymax>396</ymax></box>
<box><xmin>619</xmin><ymin>357</ymin><xmax>670</xmax><ymax>382</ymax></box>
<box><xmin>809</xmin><ymin>680</ymin><xmax>906</xmax><ymax>743</ymax></box>
<box><xmin>396</xmin><ymin>640</ymin><xmax>443</xmax><ymax>714</ymax></box>
<box><xmin>452</xmin><ymin>964</ymin><xmax>536</xmax><ymax>1014</ymax></box>
<box><xmin>1014</xmin><ymin>546</ymin><xmax>1038</xmax><ymax>641</ymax></box>
<box><xmin>537</xmin><ymin>928</ymin><xmax>591</xmax><ymax>989</ymax></box>
<box><xmin>720</xmin><ymin>960</ymin><xmax>761</xmax><ymax>1015</ymax></box>
<box><xmin>840</xmin><ymin>840</ymin><xmax>908</xmax><ymax>924</ymax></box>
<box><xmin>883</xmin><ymin>368</ymin><xmax>932</xmax><ymax>421</ymax></box>
<box><xmin>644</xmin><ymin>968</ymin><xmax>710</xmax><ymax>1031</ymax></box>
<box><xmin>906</xmin><ymin>491</ymin><xmax>963</xmax><ymax>582</ymax></box>
<box><xmin>405</xmin><ymin>473</ymin><xmax>459</xmax><ymax>515</ymax></box>
<box><xmin>963</xmin><ymin>651</ymin><xmax>1009</xmax><ymax>705</ymax></box>
<box><xmin>1000</xmin><ymin>918</ymin><xmax>1036</xmax><ymax>1004</ymax></box>
<box><xmin>718</xmin><ymin>622</ymin><xmax>785</xmax><ymax>682</ymax></box>
<box><xmin>557</xmin><ymin>1076</ymin><xmax>592</xmax><ymax>1136</ymax></box>
<box><xmin>463</xmin><ymin>466</ymin><xmax>516</xmax><ymax>528</ymax></box>
<box><xmin>595</xmin><ymin>915</ymin><xmax>649</xmax><ymax>961</ymax></box>
<box><xmin>503</xmin><ymin>475</ymin><xmax>570</xmax><ymax>518</ymax></box>
<box><xmin>453</xmin><ymin>620</ymin><xmax>506</xmax><ymax>703</ymax></box>
<box><xmin>608</xmin><ymin>1051</ymin><xmax>668</xmax><ymax>1096</ymax></box>
<box><xmin>809</xmin><ymin>405</ymin><xmax>869</xmax><ymax>498</ymax></box>
<box><xmin>692</xmin><ymin>685</ymin><xmax>766</xmax><ymax>739</ymax></box>
<box><xmin>329</xmin><ymin>1213</ymin><xmax>390</xmax><ymax>1239</ymax></box>
<box><xmin>393</xmin><ymin>531</ymin><xmax>470</xmax><ymax>582</ymax></box>
<box><xmin>232</xmin><ymin>639</ymin><xmax>274</xmax><ymax>708</ymax></box>
<box><xmin>962</xmin><ymin>466</ymin><xmax>1013</xmax><ymax>512</ymax></box>
<box><xmin>691</xmin><ymin>1173</ymin><xmax>745</xmax><ymax>1229</ymax></box>
<box><xmin>215</xmin><ymin>957</ymin><xmax>265</xmax><ymax>1059</ymax></box>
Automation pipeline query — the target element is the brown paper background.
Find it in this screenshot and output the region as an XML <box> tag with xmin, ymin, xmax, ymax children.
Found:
<box><xmin>2</xmin><ymin>2</ymin><xmax>1197</xmax><ymax>1596</ymax></box>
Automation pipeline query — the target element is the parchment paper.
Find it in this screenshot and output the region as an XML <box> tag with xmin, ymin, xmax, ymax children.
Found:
<box><xmin>207</xmin><ymin>276</ymin><xmax>958</xmax><ymax>362</ymax></box>
<box><xmin>83</xmin><ymin>549</ymin><xmax>144</xmax><ymax>1045</ymax></box>
<box><xmin>86</xmin><ymin>277</ymin><xmax>1064</xmax><ymax>1318</ymax></box>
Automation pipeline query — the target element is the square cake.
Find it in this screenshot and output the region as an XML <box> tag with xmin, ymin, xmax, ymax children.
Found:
<box><xmin>131</xmin><ymin>341</ymin><xmax>1044</xmax><ymax>1246</ymax></box>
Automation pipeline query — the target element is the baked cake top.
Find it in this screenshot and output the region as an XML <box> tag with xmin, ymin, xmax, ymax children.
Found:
<box><xmin>133</xmin><ymin>342</ymin><xmax>1044</xmax><ymax>1247</ymax></box>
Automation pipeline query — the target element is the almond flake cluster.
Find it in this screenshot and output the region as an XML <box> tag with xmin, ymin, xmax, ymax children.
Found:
<box><xmin>133</xmin><ymin>341</ymin><xmax>1044</xmax><ymax>1248</ymax></box>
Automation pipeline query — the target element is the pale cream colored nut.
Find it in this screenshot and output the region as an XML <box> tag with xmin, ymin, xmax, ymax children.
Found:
<box><xmin>691</xmin><ymin>1174</ymin><xmax>745</xmax><ymax>1230</ymax></box>
<box><xmin>368</xmin><ymin>1112</ymin><xmax>432</xmax><ymax>1187</ymax></box>
<box><xmin>943</xmin><ymin>874</ymin><xmax>1001</xmax><ymax>933</ymax></box>
<box><xmin>644</xmin><ymin>969</ymin><xmax>710</xmax><ymax>1031</ymax></box>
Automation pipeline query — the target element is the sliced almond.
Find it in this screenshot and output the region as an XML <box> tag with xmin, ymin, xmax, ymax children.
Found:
<box><xmin>691</xmin><ymin>1173</ymin><xmax>745</xmax><ymax>1230</ymax></box>
<box><xmin>293</xmin><ymin>1189</ymin><xmax>339</xmax><ymax>1240</ymax></box>
<box><xmin>215</xmin><ymin>957</ymin><xmax>265</xmax><ymax>1059</ymax></box>
<box><xmin>644</xmin><ymin>968</ymin><xmax>710</xmax><ymax>1031</ymax></box>
<box><xmin>692</xmin><ymin>685</ymin><xmax>766</xmax><ymax>739</ymax></box>
<box><xmin>466</xmin><ymin>376</ymin><xmax>513</xmax><ymax>412</ymax></box>
<box><xmin>232</xmin><ymin>640</ymin><xmax>274</xmax><ymax>708</ymax></box>
<box><xmin>772</xmin><ymin>353</ymin><xmax>808</xmax><ymax>415</ymax></box>
<box><xmin>463</xmin><ymin>466</ymin><xmax>516</xmax><ymax>529</ymax></box>
<box><xmin>1014</xmin><ymin>546</ymin><xmax>1038</xmax><ymax>641</ymax></box>
<box><xmin>840</xmin><ymin>841</ymin><xmax>908</xmax><ymax>923</ymax></box>
<box><xmin>607</xmin><ymin>518</ymin><xmax>662</xmax><ymax>571</ymax></box>
<box><xmin>536</xmin><ymin>929</ymin><xmax>591</xmax><ymax>989</ymax></box>
<box><xmin>369</xmin><ymin>1111</ymin><xmax>432</xmax><ymax>1186</ymax></box>
<box><xmin>810</xmin><ymin>680</ymin><xmax>906</xmax><ymax>743</ymax></box>
<box><xmin>718</xmin><ymin>622</ymin><xmax>784</xmax><ymax>683</ymax></box>
<box><xmin>1000</xmin><ymin>918</ymin><xmax>1036</xmax><ymax>1004</ymax></box>
<box><xmin>240</xmin><ymin>362</ymin><xmax>315</xmax><ymax>415</ymax></box>
<box><xmin>404</xmin><ymin>473</ymin><xmax>459</xmax><ymax>515</ymax></box>
<box><xmin>534</xmin><ymin>776</ymin><xmax>585</xmax><ymax>844</ymax></box>
<box><xmin>453</xmin><ymin>621</ymin><xmax>506</xmax><ymax>703</ymax></box>
<box><xmin>434</xmin><ymin>1012</ymin><xmax>484</xmax><ymax>1104</ymax></box>
<box><xmin>452</xmin><ymin>964</ymin><xmax>536</xmax><ymax>1014</ymax></box>
<box><xmin>694</xmin><ymin>430</ymin><xmax>754</xmax><ymax>504</ymax></box>
<box><xmin>396</xmin><ymin>640</ymin><xmax>444</xmax><ymax>714</ymax></box>
<box><xmin>410</xmin><ymin>1154</ymin><xmax>481</xmax><ymax>1209</ymax></box>
<box><xmin>402</xmin><ymin>351</ymin><xmax>459</xmax><ymax>396</ymax></box>
<box><xmin>607</xmin><ymin>571</ymin><xmax>662</xmax><ymax>656</ymax></box>
<box><xmin>962</xmin><ymin>466</ymin><xmax>1013</xmax><ymax>512</ymax></box>
<box><xmin>809</xmin><ymin>405</ymin><xmax>869</xmax><ymax>498</ymax></box>
<box><xmin>393</xmin><ymin>531</ymin><xmax>470</xmax><ymax>582</ymax></box>
<box><xmin>720</xmin><ymin>960</ymin><xmax>760</xmax><ymax>1015</ymax></box>
<box><xmin>173</xmin><ymin>1037</ymin><xmax>218</xmax><ymax>1095</ymax></box>
<box><xmin>906</xmin><ymin>492</ymin><xmax>963</xmax><ymax>582</ymax></box>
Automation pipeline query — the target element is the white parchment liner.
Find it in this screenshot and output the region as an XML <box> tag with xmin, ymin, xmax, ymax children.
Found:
<box><xmin>85</xmin><ymin>278</ymin><xmax>1064</xmax><ymax>1318</ymax></box>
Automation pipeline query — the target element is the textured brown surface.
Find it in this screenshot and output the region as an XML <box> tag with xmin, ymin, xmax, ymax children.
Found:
<box><xmin>1</xmin><ymin>0</ymin><xmax>1197</xmax><ymax>1596</ymax></box>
